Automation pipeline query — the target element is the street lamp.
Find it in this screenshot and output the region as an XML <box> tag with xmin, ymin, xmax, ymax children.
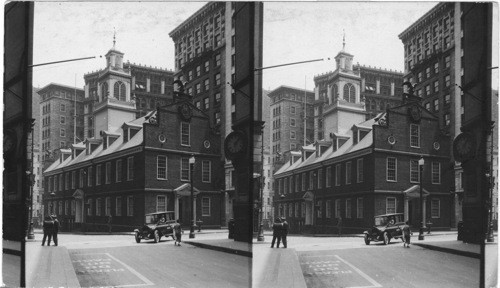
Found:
<box><xmin>189</xmin><ymin>155</ymin><xmax>196</xmax><ymax>239</ymax></box>
<box><xmin>418</xmin><ymin>156</ymin><xmax>425</xmax><ymax>241</ymax></box>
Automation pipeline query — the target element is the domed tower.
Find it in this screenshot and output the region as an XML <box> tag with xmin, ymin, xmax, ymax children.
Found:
<box><xmin>313</xmin><ymin>33</ymin><xmax>366</xmax><ymax>141</ymax></box>
<box><xmin>84</xmin><ymin>32</ymin><xmax>136</xmax><ymax>138</ymax></box>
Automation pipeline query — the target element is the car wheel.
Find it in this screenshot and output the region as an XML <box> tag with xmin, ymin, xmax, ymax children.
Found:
<box><xmin>383</xmin><ymin>232</ymin><xmax>389</xmax><ymax>245</ymax></box>
<box><xmin>364</xmin><ymin>234</ymin><xmax>370</xmax><ymax>245</ymax></box>
<box><xmin>154</xmin><ymin>230</ymin><xmax>160</xmax><ymax>243</ymax></box>
<box><xmin>135</xmin><ymin>232</ymin><xmax>141</xmax><ymax>243</ymax></box>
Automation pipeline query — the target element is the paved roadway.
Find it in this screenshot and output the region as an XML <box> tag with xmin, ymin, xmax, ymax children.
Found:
<box><xmin>59</xmin><ymin>234</ymin><xmax>250</xmax><ymax>288</ymax></box>
<box><xmin>298</xmin><ymin>243</ymin><xmax>479</xmax><ymax>288</ymax></box>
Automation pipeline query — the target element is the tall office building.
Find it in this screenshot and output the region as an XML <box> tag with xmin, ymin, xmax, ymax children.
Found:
<box><xmin>38</xmin><ymin>83</ymin><xmax>85</xmax><ymax>167</ymax></box>
<box><xmin>169</xmin><ymin>2</ymin><xmax>237</xmax><ymax>224</ymax></box>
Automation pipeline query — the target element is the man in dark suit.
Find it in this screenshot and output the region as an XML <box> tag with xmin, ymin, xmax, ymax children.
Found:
<box><xmin>41</xmin><ymin>216</ymin><xmax>54</xmax><ymax>246</ymax></box>
<box><xmin>281</xmin><ymin>217</ymin><xmax>289</xmax><ymax>248</ymax></box>
<box><xmin>52</xmin><ymin>214</ymin><xmax>60</xmax><ymax>246</ymax></box>
<box><xmin>270</xmin><ymin>218</ymin><xmax>283</xmax><ymax>248</ymax></box>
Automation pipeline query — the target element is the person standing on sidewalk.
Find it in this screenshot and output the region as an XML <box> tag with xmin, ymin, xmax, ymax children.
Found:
<box><xmin>52</xmin><ymin>214</ymin><xmax>60</xmax><ymax>246</ymax></box>
<box><xmin>336</xmin><ymin>216</ymin><xmax>342</xmax><ymax>236</ymax></box>
<box><xmin>41</xmin><ymin>216</ymin><xmax>54</xmax><ymax>246</ymax></box>
<box><xmin>402</xmin><ymin>221</ymin><xmax>412</xmax><ymax>248</ymax></box>
<box><xmin>270</xmin><ymin>218</ymin><xmax>282</xmax><ymax>248</ymax></box>
<box><xmin>173</xmin><ymin>219</ymin><xmax>182</xmax><ymax>246</ymax></box>
<box><xmin>281</xmin><ymin>217</ymin><xmax>289</xmax><ymax>248</ymax></box>
<box><xmin>107</xmin><ymin>215</ymin><xmax>113</xmax><ymax>233</ymax></box>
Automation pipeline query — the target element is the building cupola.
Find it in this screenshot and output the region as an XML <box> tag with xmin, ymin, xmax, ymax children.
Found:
<box><xmin>105</xmin><ymin>30</ymin><xmax>124</xmax><ymax>70</ymax></box>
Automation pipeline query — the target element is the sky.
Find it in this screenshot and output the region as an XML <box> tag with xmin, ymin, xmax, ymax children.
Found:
<box><xmin>32</xmin><ymin>1</ymin><xmax>439</xmax><ymax>91</ymax></box>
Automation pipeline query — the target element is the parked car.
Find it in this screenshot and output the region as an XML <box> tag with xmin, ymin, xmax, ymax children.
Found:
<box><xmin>363</xmin><ymin>213</ymin><xmax>405</xmax><ymax>245</ymax></box>
<box><xmin>134</xmin><ymin>211</ymin><xmax>176</xmax><ymax>243</ymax></box>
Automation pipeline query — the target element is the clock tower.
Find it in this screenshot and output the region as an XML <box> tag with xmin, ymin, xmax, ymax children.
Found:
<box><xmin>84</xmin><ymin>34</ymin><xmax>136</xmax><ymax>137</ymax></box>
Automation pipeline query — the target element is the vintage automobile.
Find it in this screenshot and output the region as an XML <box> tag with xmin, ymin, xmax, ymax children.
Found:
<box><xmin>134</xmin><ymin>211</ymin><xmax>176</xmax><ymax>243</ymax></box>
<box><xmin>363</xmin><ymin>213</ymin><xmax>405</xmax><ymax>245</ymax></box>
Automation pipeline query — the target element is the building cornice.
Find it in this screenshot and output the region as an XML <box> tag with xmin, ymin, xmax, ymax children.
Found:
<box><xmin>144</xmin><ymin>146</ymin><xmax>221</xmax><ymax>158</ymax></box>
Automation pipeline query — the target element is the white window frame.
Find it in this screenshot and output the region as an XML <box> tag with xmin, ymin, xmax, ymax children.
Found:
<box><xmin>326</xmin><ymin>200</ymin><xmax>332</xmax><ymax>218</ymax></box>
<box><xmin>157</xmin><ymin>195</ymin><xmax>167</xmax><ymax>212</ymax></box>
<box><xmin>181</xmin><ymin>158</ymin><xmax>190</xmax><ymax>181</ymax></box>
<box><xmin>431</xmin><ymin>199</ymin><xmax>440</xmax><ymax>218</ymax></box>
<box><xmin>157</xmin><ymin>156</ymin><xmax>167</xmax><ymax>180</ymax></box>
<box><xmin>410</xmin><ymin>160</ymin><xmax>420</xmax><ymax>183</ymax></box>
<box><xmin>432</xmin><ymin>162</ymin><xmax>441</xmax><ymax>184</ymax></box>
<box><xmin>116</xmin><ymin>197</ymin><xmax>122</xmax><ymax>216</ymax></box>
<box><xmin>345</xmin><ymin>161</ymin><xmax>352</xmax><ymax>185</ymax></box>
<box><xmin>317</xmin><ymin>169</ymin><xmax>322</xmax><ymax>188</ymax></box>
<box><xmin>202</xmin><ymin>160</ymin><xmax>211</xmax><ymax>183</ymax></box>
<box><xmin>88</xmin><ymin>167</ymin><xmax>93</xmax><ymax>187</ymax></box>
<box><xmin>181</xmin><ymin>122</ymin><xmax>191</xmax><ymax>146</ymax></box>
<box><xmin>357</xmin><ymin>197</ymin><xmax>363</xmax><ymax>219</ymax></box>
<box><xmin>105</xmin><ymin>162</ymin><xmax>111</xmax><ymax>184</ymax></box>
<box><xmin>335</xmin><ymin>199</ymin><xmax>341</xmax><ymax>218</ymax></box>
<box><xmin>127</xmin><ymin>196</ymin><xmax>134</xmax><ymax>216</ymax></box>
<box><xmin>345</xmin><ymin>198</ymin><xmax>352</xmax><ymax>219</ymax></box>
<box><xmin>96</xmin><ymin>198</ymin><xmax>102</xmax><ymax>216</ymax></box>
<box><xmin>335</xmin><ymin>164</ymin><xmax>341</xmax><ymax>186</ymax></box>
<box><xmin>96</xmin><ymin>165</ymin><xmax>102</xmax><ymax>185</ymax></box>
<box><xmin>326</xmin><ymin>166</ymin><xmax>332</xmax><ymax>187</ymax></box>
<box><xmin>357</xmin><ymin>159</ymin><xmax>364</xmax><ymax>183</ymax></box>
<box><xmin>127</xmin><ymin>156</ymin><xmax>134</xmax><ymax>181</ymax></box>
<box><xmin>302</xmin><ymin>173</ymin><xmax>306</xmax><ymax>191</ymax></box>
<box><xmin>386</xmin><ymin>197</ymin><xmax>396</xmax><ymax>214</ymax></box>
<box><xmin>116</xmin><ymin>159</ymin><xmax>122</xmax><ymax>182</ymax></box>
<box><xmin>386</xmin><ymin>157</ymin><xmax>397</xmax><ymax>182</ymax></box>
<box><xmin>105</xmin><ymin>197</ymin><xmax>111</xmax><ymax>216</ymax></box>
<box><xmin>202</xmin><ymin>197</ymin><xmax>211</xmax><ymax>216</ymax></box>
<box><xmin>410</xmin><ymin>124</ymin><xmax>420</xmax><ymax>148</ymax></box>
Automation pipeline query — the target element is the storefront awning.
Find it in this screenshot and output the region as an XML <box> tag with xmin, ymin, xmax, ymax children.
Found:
<box><xmin>403</xmin><ymin>185</ymin><xmax>430</xmax><ymax>198</ymax></box>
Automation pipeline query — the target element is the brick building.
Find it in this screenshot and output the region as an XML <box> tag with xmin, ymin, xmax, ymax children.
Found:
<box><xmin>42</xmin><ymin>99</ymin><xmax>224</xmax><ymax>231</ymax></box>
<box><xmin>274</xmin><ymin>98</ymin><xmax>452</xmax><ymax>234</ymax></box>
<box><xmin>38</xmin><ymin>83</ymin><xmax>85</xmax><ymax>168</ymax></box>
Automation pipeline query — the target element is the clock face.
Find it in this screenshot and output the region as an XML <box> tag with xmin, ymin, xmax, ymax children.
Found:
<box><xmin>453</xmin><ymin>132</ymin><xmax>476</xmax><ymax>162</ymax></box>
<box><xmin>224</xmin><ymin>131</ymin><xmax>247</xmax><ymax>160</ymax></box>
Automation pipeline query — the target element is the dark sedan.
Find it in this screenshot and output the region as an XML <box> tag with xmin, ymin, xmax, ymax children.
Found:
<box><xmin>363</xmin><ymin>213</ymin><xmax>405</xmax><ymax>245</ymax></box>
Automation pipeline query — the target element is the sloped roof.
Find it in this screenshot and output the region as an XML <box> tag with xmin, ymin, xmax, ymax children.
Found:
<box><xmin>44</xmin><ymin>115</ymin><xmax>149</xmax><ymax>174</ymax></box>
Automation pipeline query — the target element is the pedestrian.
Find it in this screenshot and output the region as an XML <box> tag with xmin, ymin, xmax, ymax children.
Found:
<box><xmin>173</xmin><ymin>219</ymin><xmax>182</xmax><ymax>246</ymax></box>
<box><xmin>107</xmin><ymin>215</ymin><xmax>112</xmax><ymax>233</ymax></box>
<box><xmin>402</xmin><ymin>221</ymin><xmax>412</xmax><ymax>248</ymax></box>
<box><xmin>52</xmin><ymin>214</ymin><xmax>60</xmax><ymax>246</ymax></box>
<box><xmin>41</xmin><ymin>216</ymin><xmax>54</xmax><ymax>246</ymax></box>
<box><xmin>281</xmin><ymin>217</ymin><xmax>289</xmax><ymax>248</ymax></box>
<box><xmin>270</xmin><ymin>217</ymin><xmax>282</xmax><ymax>248</ymax></box>
<box><xmin>337</xmin><ymin>216</ymin><xmax>342</xmax><ymax>236</ymax></box>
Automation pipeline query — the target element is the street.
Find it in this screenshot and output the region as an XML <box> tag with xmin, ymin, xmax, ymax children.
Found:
<box><xmin>298</xmin><ymin>244</ymin><xmax>478</xmax><ymax>288</ymax></box>
<box><xmin>26</xmin><ymin>232</ymin><xmax>251</xmax><ymax>288</ymax></box>
<box><xmin>253</xmin><ymin>233</ymin><xmax>488</xmax><ymax>288</ymax></box>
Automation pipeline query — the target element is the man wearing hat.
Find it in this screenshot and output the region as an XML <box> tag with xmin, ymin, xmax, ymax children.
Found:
<box><xmin>41</xmin><ymin>216</ymin><xmax>54</xmax><ymax>246</ymax></box>
<box><xmin>281</xmin><ymin>217</ymin><xmax>289</xmax><ymax>248</ymax></box>
<box><xmin>270</xmin><ymin>217</ymin><xmax>283</xmax><ymax>248</ymax></box>
<box><xmin>51</xmin><ymin>214</ymin><xmax>60</xmax><ymax>246</ymax></box>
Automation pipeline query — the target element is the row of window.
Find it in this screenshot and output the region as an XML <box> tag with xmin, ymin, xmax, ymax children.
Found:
<box><xmin>386</xmin><ymin>157</ymin><xmax>441</xmax><ymax>184</ymax></box>
<box><xmin>48</xmin><ymin>195</ymin><xmax>213</xmax><ymax>218</ymax></box>
<box><xmin>279</xmin><ymin>197</ymin><xmax>441</xmax><ymax>219</ymax></box>
<box><xmin>157</xmin><ymin>156</ymin><xmax>212</xmax><ymax>183</ymax></box>
<box><xmin>46</xmin><ymin>157</ymin><xmax>135</xmax><ymax>192</ymax></box>
<box><xmin>40</xmin><ymin>90</ymin><xmax>79</xmax><ymax>102</ymax></box>
<box><xmin>194</xmin><ymin>92</ymin><xmax>221</xmax><ymax>111</ymax></box>
<box><xmin>276</xmin><ymin>158</ymin><xmax>365</xmax><ymax>194</ymax></box>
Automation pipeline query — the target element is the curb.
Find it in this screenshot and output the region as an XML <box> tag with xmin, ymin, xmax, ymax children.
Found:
<box><xmin>412</xmin><ymin>243</ymin><xmax>480</xmax><ymax>259</ymax></box>
<box><xmin>183</xmin><ymin>241</ymin><xmax>252</xmax><ymax>258</ymax></box>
